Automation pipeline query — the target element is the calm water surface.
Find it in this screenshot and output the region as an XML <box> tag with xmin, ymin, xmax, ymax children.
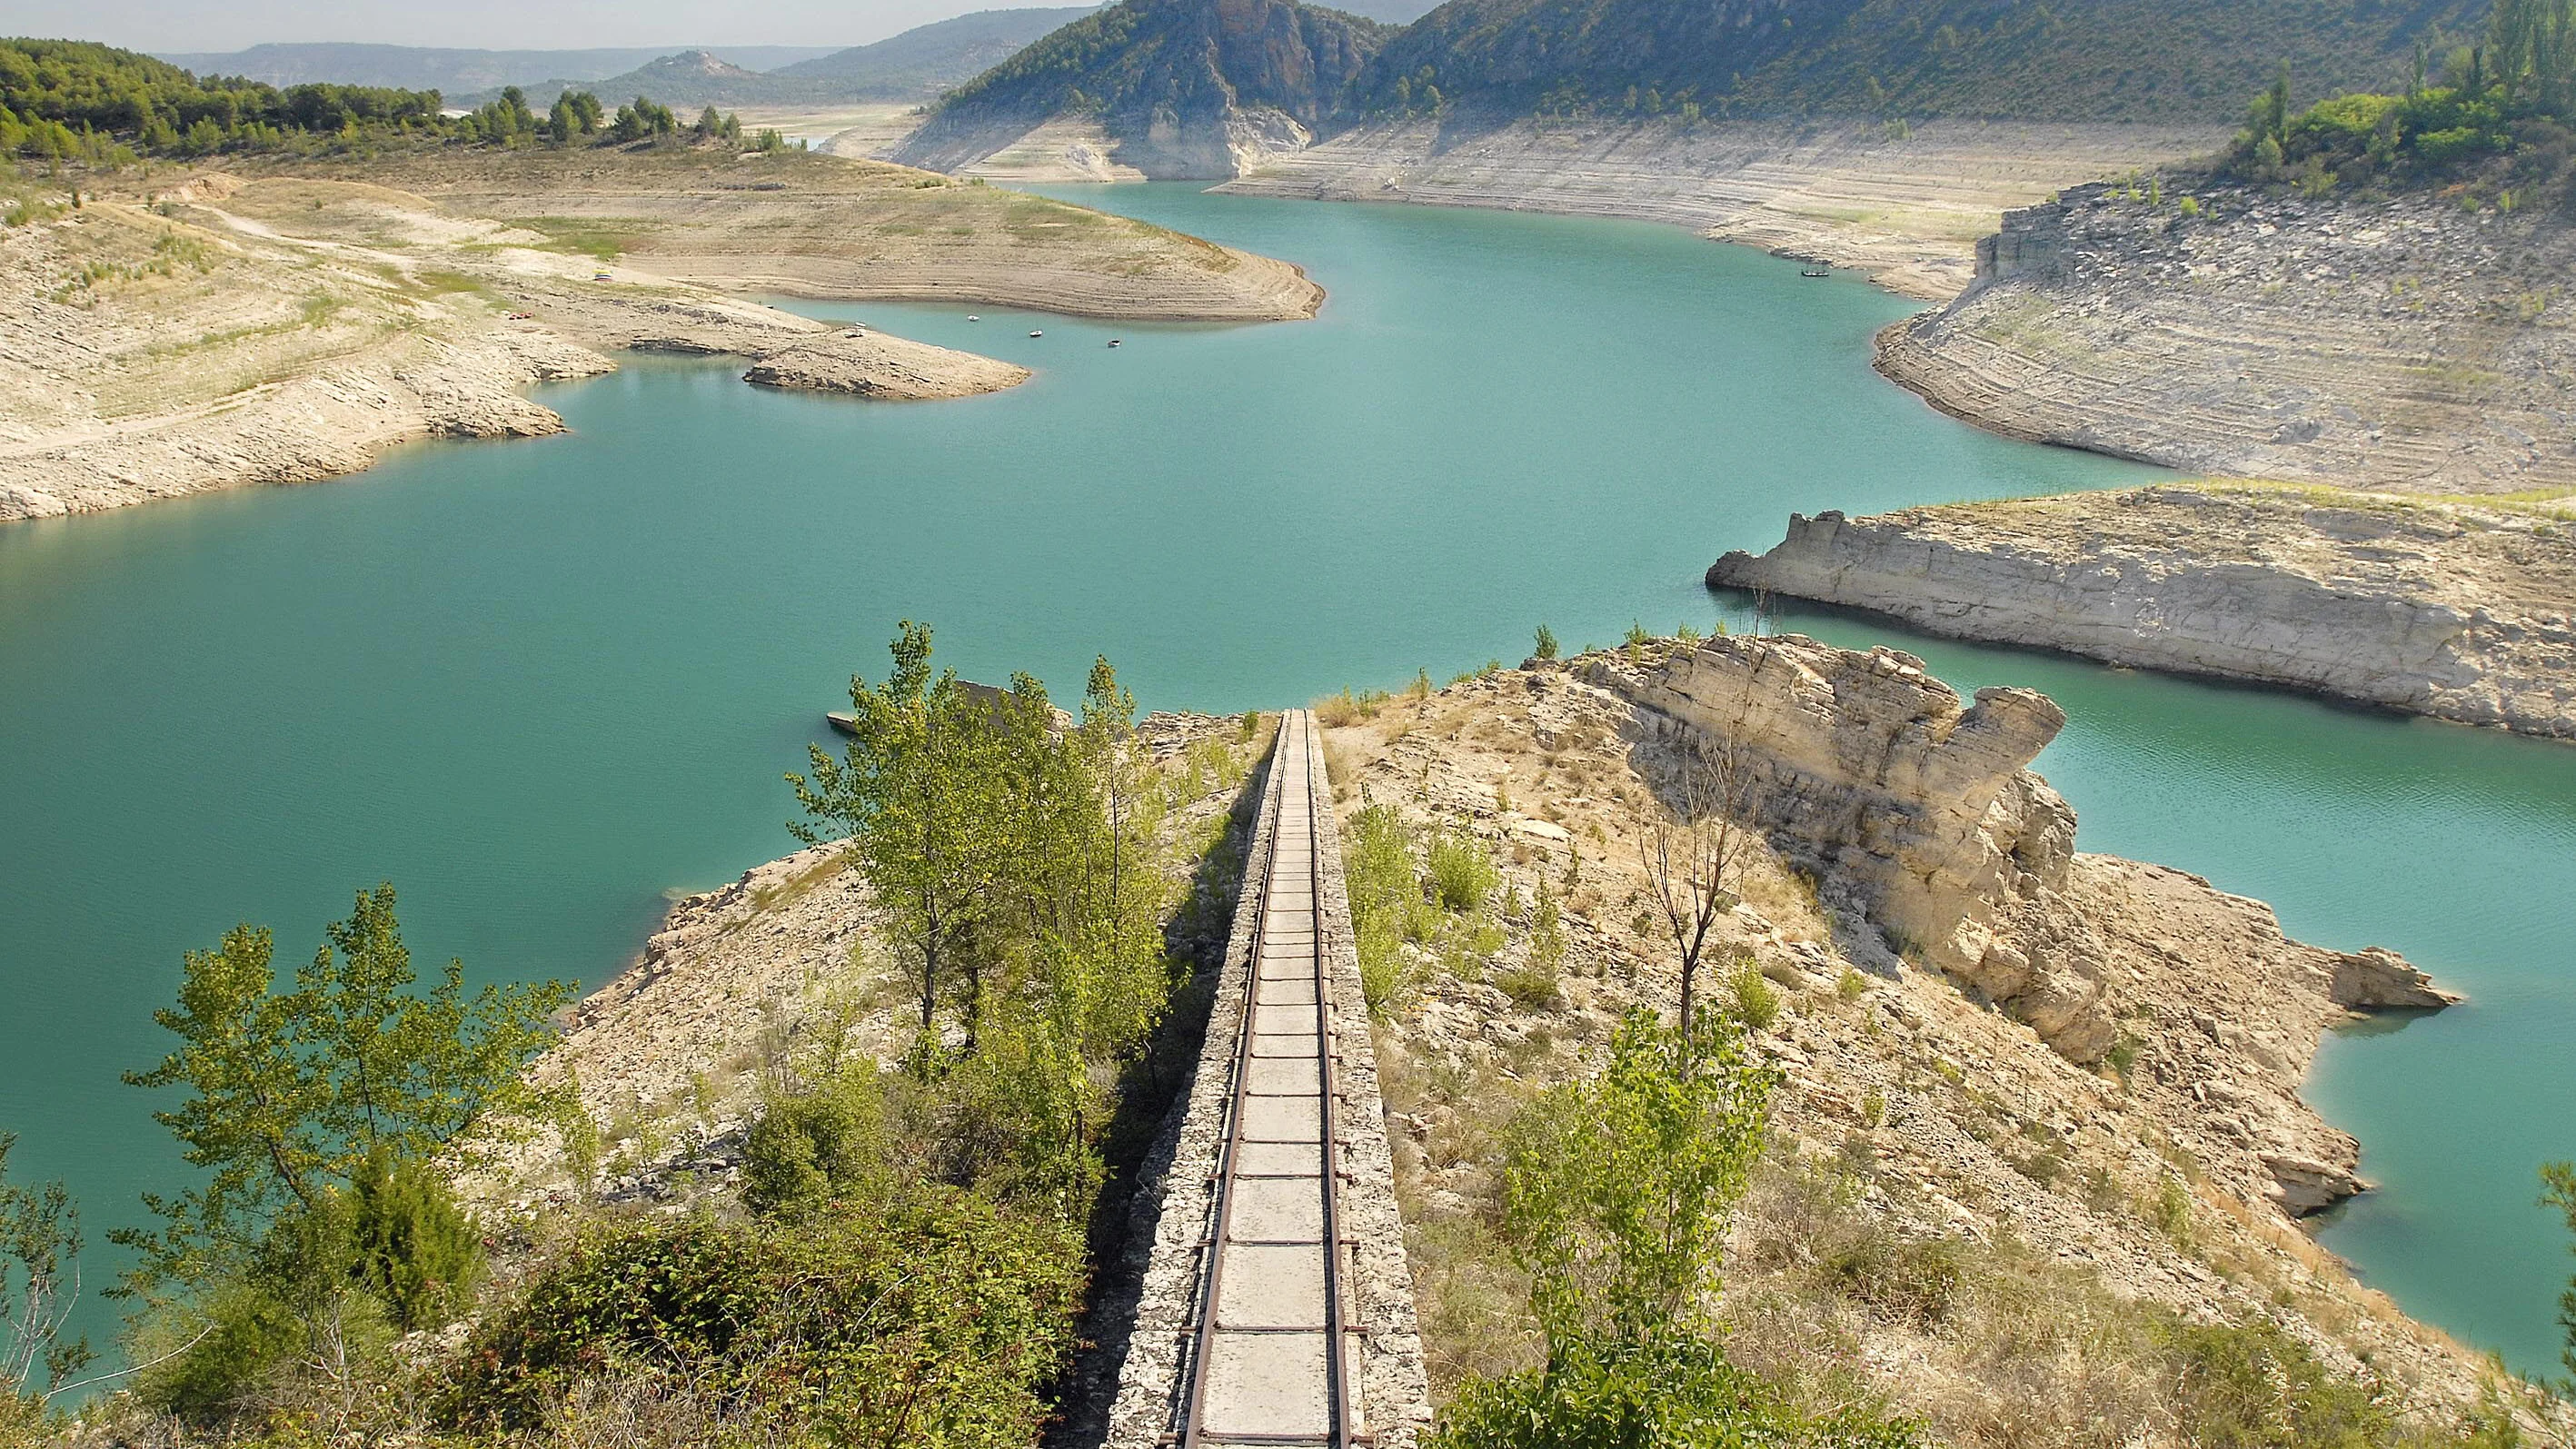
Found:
<box><xmin>1</xmin><ymin>184</ymin><xmax>2567</xmax><ymax>1373</ymax></box>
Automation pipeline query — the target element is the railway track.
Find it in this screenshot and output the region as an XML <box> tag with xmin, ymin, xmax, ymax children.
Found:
<box><xmin>1171</xmin><ymin>709</ymin><xmax>1368</xmax><ymax>1447</ymax></box>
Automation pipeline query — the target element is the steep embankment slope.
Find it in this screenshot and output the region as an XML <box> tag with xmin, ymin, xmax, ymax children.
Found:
<box><xmin>893</xmin><ymin>0</ymin><xmax>1389</xmax><ymax>178</ymax></box>
<box><xmin>1223</xmin><ymin>116</ymin><xmax>2223</xmax><ymax>297</ymax></box>
<box><xmin>1708</xmin><ymin>485</ymin><xmax>2576</xmax><ymax>739</ymax></box>
<box><xmin>1878</xmin><ymin>179</ymin><xmax>2576</xmax><ymax>490</ymax></box>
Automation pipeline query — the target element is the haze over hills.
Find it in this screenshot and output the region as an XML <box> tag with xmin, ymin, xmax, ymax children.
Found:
<box><xmin>153</xmin><ymin>43</ymin><xmax>840</xmax><ymax>93</ymax></box>
<box><xmin>894</xmin><ymin>0</ymin><xmax>1389</xmax><ymax>174</ymax></box>
<box><xmin>457</xmin><ymin>7</ymin><xmax>1101</xmax><ymax>109</ymax></box>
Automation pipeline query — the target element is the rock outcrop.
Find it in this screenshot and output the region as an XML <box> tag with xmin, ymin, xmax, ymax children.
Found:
<box><xmin>1314</xmin><ymin>657</ymin><xmax>2539</xmax><ymax>1434</ymax></box>
<box><xmin>743</xmin><ymin>327</ymin><xmax>1031</xmax><ymax>399</ymax></box>
<box><xmin>1591</xmin><ymin>633</ymin><xmax>2118</xmax><ymax>1058</ymax></box>
<box><xmin>1584</xmin><ymin>633</ymin><xmax>2457</xmax><ymax>1093</ymax></box>
<box><xmin>1707</xmin><ymin>487</ymin><xmax>2576</xmax><ymax>739</ymax></box>
<box><xmin>1877</xmin><ymin>180</ymin><xmax>2576</xmax><ymax>491</ymax></box>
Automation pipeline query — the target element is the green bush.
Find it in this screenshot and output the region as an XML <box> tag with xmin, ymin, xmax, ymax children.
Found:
<box><xmin>1730</xmin><ymin>964</ymin><xmax>1781</xmax><ymax>1031</ymax></box>
<box><xmin>741</xmin><ymin>1072</ymin><xmax>890</xmax><ymax>1218</ymax></box>
<box><xmin>350</xmin><ymin>1149</ymin><xmax>482</xmax><ymax>1331</ymax></box>
<box><xmin>1433</xmin><ymin>1332</ymin><xmax>1920</xmax><ymax>1449</ymax></box>
<box><xmin>2159</xmin><ymin>1316</ymin><xmax>2393</xmax><ymax>1446</ymax></box>
<box><xmin>1428</xmin><ymin>832</ymin><xmax>1498</xmax><ymax>915</ymax></box>
<box><xmin>1348</xmin><ymin>805</ymin><xmax>1431</xmax><ymax>1010</ymax></box>
<box><xmin>450</xmin><ymin>1188</ymin><xmax>1082</xmax><ymax>1444</ymax></box>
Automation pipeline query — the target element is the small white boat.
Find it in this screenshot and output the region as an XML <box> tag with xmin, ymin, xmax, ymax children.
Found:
<box><xmin>1107</xmin><ymin>339</ymin><xmax>1121</xmax><ymax>348</ymax></box>
<box><xmin>1029</xmin><ymin>330</ymin><xmax>1044</xmax><ymax>338</ymax></box>
<box><xmin>966</xmin><ymin>314</ymin><xmax>980</xmax><ymax>321</ymax></box>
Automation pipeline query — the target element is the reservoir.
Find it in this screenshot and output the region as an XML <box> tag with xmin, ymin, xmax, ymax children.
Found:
<box><xmin>0</xmin><ymin>184</ymin><xmax>2567</xmax><ymax>1374</ymax></box>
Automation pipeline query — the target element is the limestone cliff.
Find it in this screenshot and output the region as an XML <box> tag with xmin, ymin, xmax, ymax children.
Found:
<box><xmin>1877</xmin><ymin>180</ymin><xmax>2576</xmax><ymax>492</ymax></box>
<box><xmin>1707</xmin><ymin>487</ymin><xmax>2576</xmax><ymax>740</ymax></box>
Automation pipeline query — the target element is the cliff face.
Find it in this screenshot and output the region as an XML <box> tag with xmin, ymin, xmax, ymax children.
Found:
<box><xmin>1707</xmin><ymin>487</ymin><xmax>2576</xmax><ymax>739</ymax></box>
<box><xmin>894</xmin><ymin>0</ymin><xmax>1389</xmax><ymax>179</ymax></box>
<box><xmin>1878</xmin><ymin>180</ymin><xmax>2576</xmax><ymax>493</ymax></box>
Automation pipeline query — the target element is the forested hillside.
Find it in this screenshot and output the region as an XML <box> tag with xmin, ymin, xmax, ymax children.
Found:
<box><xmin>920</xmin><ymin>0</ymin><xmax>1388</xmax><ymax>140</ymax></box>
<box><xmin>1348</xmin><ymin>0</ymin><xmax>2491</xmax><ymax>122</ymax></box>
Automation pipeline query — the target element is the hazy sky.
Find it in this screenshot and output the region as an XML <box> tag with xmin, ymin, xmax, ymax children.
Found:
<box><xmin>0</xmin><ymin>0</ymin><xmax>988</xmax><ymax>54</ymax></box>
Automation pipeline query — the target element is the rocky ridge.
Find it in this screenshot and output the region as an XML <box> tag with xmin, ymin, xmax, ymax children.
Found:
<box><xmin>1318</xmin><ymin>650</ymin><xmax>2548</xmax><ymax>1435</ymax></box>
<box><xmin>1709</xmin><ymin>486</ymin><xmax>2576</xmax><ymax>739</ymax></box>
<box><xmin>1878</xmin><ymin>179</ymin><xmax>2576</xmax><ymax>491</ymax></box>
<box><xmin>1216</xmin><ymin>117</ymin><xmax>2223</xmax><ymax>298</ymax></box>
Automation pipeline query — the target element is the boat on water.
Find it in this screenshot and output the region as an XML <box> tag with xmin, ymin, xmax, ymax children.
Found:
<box><xmin>1800</xmin><ymin>267</ymin><xmax>1832</xmax><ymax>278</ymax></box>
<box><xmin>1029</xmin><ymin>330</ymin><xmax>1044</xmax><ymax>338</ymax></box>
<box><xmin>966</xmin><ymin>314</ymin><xmax>980</xmax><ymax>321</ymax></box>
<box><xmin>1108</xmin><ymin>339</ymin><xmax>1121</xmax><ymax>348</ymax></box>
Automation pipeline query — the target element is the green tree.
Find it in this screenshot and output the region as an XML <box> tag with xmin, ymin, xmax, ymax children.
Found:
<box><xmin>2</xmin><ymin>1134</ymin><xmax>92</xmax><ymax>1419</ymax></box>
<box><xmin>791</xmin><ymin>623</ymin><xmax>1013</xmax><ymax>1054</ymax></box>
<box><xmin>1434</xmin><ymin>1013</ymin><xmax>1914</xmax><ymax>1447</ymax></box>
<box><xmin>115</xmin><ymin>887</ymin><xmax>567</xmax><ymax>1303</ymax></box>
<box><xmin>1534</xmin><ymin>623</ymin><xmax>1559</xmax><ymax>660</ymax></box>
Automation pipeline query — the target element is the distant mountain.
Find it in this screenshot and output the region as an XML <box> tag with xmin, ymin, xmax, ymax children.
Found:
<box><xmin>154</xmin><ymin>43</ymin><xmax>839</xmax><ymax>94</ymax></box>
<box><xmin>769</xmin><ymin>7</ymin><xmax>1100</xmax><ymax>99</ymax></box>
<box><xmin>1324</xmin><ymin>0</ymin><xmax>1442</xmax><ymax>20</ymax></box>
<box><xmin>895</xmin><ymin>0</ymin><xmax>1389</xmax><ymax>175</ymax></box>
<box><xmin>1346</xmin><ymin>0</ymin><xmax>2493</xmax><ymax>124</ymax></box>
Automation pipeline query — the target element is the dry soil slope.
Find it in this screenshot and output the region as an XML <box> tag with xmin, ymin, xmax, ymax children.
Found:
<box><xmin>1880</xmin><ymin>180</ymin><xmax>2576</xmax><ymax>491</ymax></box>
<box><xmin>334</xmin><ymin>146</ymin><xmax>1321</xmax><ymax>320</ymax></box>
<box><xmin>1222</xmin><ymin>116</ymin><xmax>2225</xmax><ymax>298</ymax></box>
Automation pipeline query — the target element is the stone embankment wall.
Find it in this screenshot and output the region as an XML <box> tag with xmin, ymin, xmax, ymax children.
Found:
<box><xmin>1095</xmin><ymin>729</ymin><xmax>1430</xmax><ymax>1449</ymax></box>
<box><xmin>1709</xmin><ymin>489</ymin><xmax>2576</xmax><ymax>739</ymax></box>
<box><xmin>1879</xmin><ymin>179</ymin><xmax>2576</xmax><ymax>492</ymax></box>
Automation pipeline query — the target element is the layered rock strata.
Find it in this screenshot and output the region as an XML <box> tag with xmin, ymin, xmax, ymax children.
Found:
<box><xmin>1878</xmin><ymin>180</ymin><xmax>2576</xmax><ymax>491</ymax></box>
<box><xmin>743</xmin><ymin>327</ymin><xmax>1031</xmax><ymax>399</ymax></box>
<box><xmin>1582</xmin><ymin>632</ymin><xmax>2452</xmax><ymax>1213</ymax></box>
<box><xmin>1218</xmin><ymin>117</ymin><xmax>2223</xmax><ymax>298</ymax></box>
<box><xmin>1708</xmin><ymin>487</ymin><xmax>2576</xmax><ymax>739</ymax></box>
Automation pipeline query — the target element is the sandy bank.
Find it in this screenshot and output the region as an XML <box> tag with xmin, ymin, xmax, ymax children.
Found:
<box><xmin>1710</xmin><ymin>484</ymin><xmax>2576</xmax><ymax>740</ymax></box>
<box><xmin>1217</xmin><ymin>117</ymin><xmax>2224</xmax><ymax>299</ymax></box>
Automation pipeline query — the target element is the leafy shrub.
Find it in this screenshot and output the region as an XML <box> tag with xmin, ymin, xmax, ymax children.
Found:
<box><xmin>1348</xmin><ymin>805</ymin><xmax>1430</xmax><ymax>1010</ymax></box>
<box><xmin>1496</xmin><ymin>960</ymin><xmax>1563</xmax><ymax>1011</ymax></box>
<box><xmin>1428</xmin><ymin>832</ymin><xmax>1498</xmax><ymax>914</ymax></box>
<box><xmin>449</xmin><ymin>1188</ymin><xmax>1082</xmax><ymax>1444</ymax></box>
<box><xmin>1822</xmin><ymin>1227</ymin><xmax>1965</xmax><ymax>1325</ymax></box>
<box><xmin>2160</xmin><ymin>1316</ymin><xmax>2393</xmax><ymax>1446</ymax></box>
<box><xmin>1730</xmin><ymin>964</ymin><xmax>1781</xmax><ymax>1031</ymax></box>
<box><xmin>1534</xmin><ymin>624</ymin><xmax>1559</xmax><ymax>660</ymax></box>
<box><xmin>2147</xmin><ymin>1175</ymin><xmax>2195</xmax><ymax>1247</ymax></box>
<box><xmin>1433</xmin><ymin>1334</ymin><xmax>1922</xmax><ymax>1449</ymax></box>
<box><xmin>741</xmin><ymin>1071</ymin><xmax>891</xmax><ymax>1218</ymax></box>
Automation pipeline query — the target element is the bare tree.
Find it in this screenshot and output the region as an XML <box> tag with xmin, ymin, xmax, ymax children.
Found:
<box><xmin>1635</xmin><ymin>742</ymin><xmax>1756</xmax><ymax>1041</ymax></box>
<box><xmin>2</xmin><ymin>1131</ymin><xmax>91</xmax><ymax>1409</ymax></box>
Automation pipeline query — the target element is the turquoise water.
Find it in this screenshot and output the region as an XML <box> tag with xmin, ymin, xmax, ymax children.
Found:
<box><xmin>0</xmin><ymin>183</ymin><xmax>2565</xmax><ymax>1377</ymax></box>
